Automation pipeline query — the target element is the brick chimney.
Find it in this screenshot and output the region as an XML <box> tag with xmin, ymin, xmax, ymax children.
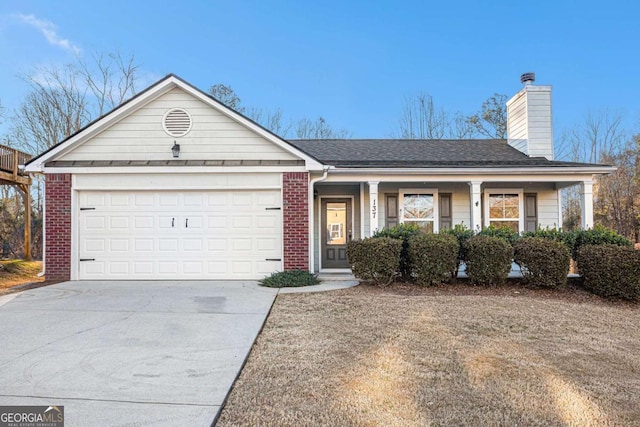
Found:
<box><xmin>506</xmin><ymin>73</ymin><xmax>554</xmax><ymax>160</ymax></box>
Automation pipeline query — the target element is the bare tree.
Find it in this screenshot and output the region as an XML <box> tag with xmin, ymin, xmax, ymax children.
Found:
<box><xmin>9</xmin><ymin>52</ymin><xmax>140</xmax><ymax>155</ymax></box>
<box><xmin>247</xmin><ymin>107</ymin><xmax>292</xmax><ymax>136</ymax></box>
<box><xmin>595</xmin><ymin>136</ymin><xmax>640</xmax><ymax>241</ymax></box>
<box><xmin>79</xmin><ymin>51</ymin><xmax>138</xmax><ymax>116</ymax></box>
<box><xmin>451</xmin><ymin>113</ymin><xmax>476</xmax><ymax>139</ymax></box>
<box><xmin>209</xmin><ymin>84</ymin><xmax>244</xmax><ymax>112</ymax></box>
<box><xmin>10</xmin><ymin>64</ymin><xmax>88</xmax><ymax>154</ymax></box>
<box><xmin>396</xmin><ymin>93</ymin><xmax>507</xmax><ymax>139</ymax></box>
<box><xmin>397</xmin><ymin>93</ymin><xmax>449</xmax><ymax>139</ymax></box>
<box><xmin>558</xmin><ymin>109</ymin><xmax>628</xmax><ymax>230</ymax></box>
<box><xmin>294</xmin><ymin>116</ymin><xmax>351</xmax><ymax>139</ymax></box>
<box><xmin>560</xmin><ymin>110</ymin><xmax>626</xmax><ymax>164</ymax></box>
<box><xmin>466</xmin><ymin>93</ymin><xmax>508</xmax><ymax>139</ymax></box>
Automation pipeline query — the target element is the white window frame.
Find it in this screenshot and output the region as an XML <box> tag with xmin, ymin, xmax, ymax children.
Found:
<box><xmin>398</xmin><ymin>188</ymin><xmax>439</xmax><ymax>233</ymax></box>
<box><xmin>483</xmin><ymin>188</ymin><xmax>524</xmax><ymax>232</ymax></box>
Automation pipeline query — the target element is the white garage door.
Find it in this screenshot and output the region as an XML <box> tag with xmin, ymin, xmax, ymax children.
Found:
<box><xmin>78</xmin><ymin>190</ymin><xmax>282</xmax><ymax>280</ymax></box>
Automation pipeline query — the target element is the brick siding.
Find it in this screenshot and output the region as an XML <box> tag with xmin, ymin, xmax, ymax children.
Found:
<box><xmin>282</xmin><ymin>172</ymin><xmax>309</xmax><ymax>271</ymax></box>
<box><xmin>45</xmin><ymin>173</ymin><xmax>72</xmax><ymax>282</ymax></box>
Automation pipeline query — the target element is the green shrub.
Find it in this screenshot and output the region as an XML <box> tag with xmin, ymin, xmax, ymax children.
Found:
<box><xmin>259</xmin><ymin>270</ymin><xmax>320</xmax><ymax>288</ymax></box>
<box><xmin>441</xmin><ymin>224</ymin><xmax>475</xmax><ymax>266</ymax></box>
<box><xmin>514</xmin><ymin>237</ymin><xmax>571</xmax><ymax>288</ymax></box>
<box><xmin>408</xmin><ymin>233</ymin><xmax>459</xmax><ymax>286</ymax></box>
<box><xmin>347</xmin><ymin>237</ymin><xmax>402</xmax><ymax>286</ymax></box>
<box><xmin>572</xmin><ymin>225</ymin><xmax>632</xmax><ymax>259</ymax></box>
<box><xmin>374</xmin><ymin>223</ymin><xmax>422</xmax><ymax>281</ymax></box>
<box><xmin>577</xmin><ymin>244</ymin><xmax>640</xmax><ymax>301</ymax></box>
<box><xmin>464</xmin><ymin>235</ymin><xmax>513</xmax><ymax>285</ymax></box>
<box><xmin>478</xmin><ymin>225</ymin><xmax>520</xmax><ymax>246</ymax></box>
<box><xmin>521</xmin><ymin>227</ymin><xmax>575</xmax><ymax>253</ymax></box>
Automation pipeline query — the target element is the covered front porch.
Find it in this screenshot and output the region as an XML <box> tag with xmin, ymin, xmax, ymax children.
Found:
<box><xmin>310</xmin><ymin>172</ymin><xmax>596</xmax><ymax>273</ymax></box>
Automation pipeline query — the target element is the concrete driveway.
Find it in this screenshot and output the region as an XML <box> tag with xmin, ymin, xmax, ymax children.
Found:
<box><xmin>0</xmin><ymin>281</ymin><xmax>278</xmax><ymax>426</ymax></box>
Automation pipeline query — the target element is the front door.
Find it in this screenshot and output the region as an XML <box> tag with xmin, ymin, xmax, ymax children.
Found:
<box><xmin>321</xmin><ymin>198</ymin><xmax>352</xmax><ymax>269</ymax></box>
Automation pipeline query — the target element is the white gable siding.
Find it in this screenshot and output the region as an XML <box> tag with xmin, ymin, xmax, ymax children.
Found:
<box><xmin>60</xmin><ymin>87</ymin><xmax>298</xmax><ymax>162</ymax></box>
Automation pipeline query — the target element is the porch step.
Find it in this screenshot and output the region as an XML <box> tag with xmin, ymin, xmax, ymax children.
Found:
<box><xmin>317</xmin><ymin>273</ymin><xmax>357</xmax><ymax>282</ymax></box>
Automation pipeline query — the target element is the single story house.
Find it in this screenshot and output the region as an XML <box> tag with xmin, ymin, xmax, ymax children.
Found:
<box><xmin>24</xmin><ymin>74</ymin><xmax>614</xmax><ymax>281</ymax></box>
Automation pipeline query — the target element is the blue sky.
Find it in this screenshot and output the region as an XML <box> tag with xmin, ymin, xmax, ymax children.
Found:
<box><xmin>0</xmin><ymin>0</ymin><xmax>639</xmax><ymax>140</ymax></box>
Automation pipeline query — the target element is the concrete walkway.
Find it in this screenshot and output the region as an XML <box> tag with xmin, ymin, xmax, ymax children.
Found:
<box><xmin>0</xmin><ymin>281</ymin><xmax>278</xmax><ymax>427</ymax></box>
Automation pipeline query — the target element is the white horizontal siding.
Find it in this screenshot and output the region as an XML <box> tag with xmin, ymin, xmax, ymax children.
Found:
<box><xmin>507</xmin><ymin>86</ymin><xmax>554</xmax><ymax>160</ymax></box>
<box><xmin>536</xmin><ymin>188</ymin><xmax>560</xmax><ymax>229</ymax></box>
<box><xmin>61</xmin><ymin>87</ymin><xmax>298</xmax><ymax>162</ymax></box>
<box><xmin>507</xmin><ymin>91</ymin><xmax>528</xmax><ymax>155</ymax></box>
<box><xmin>451</xmin><ymin>185</ymin><xmax>471</xmax><ymax>227</ymax></box>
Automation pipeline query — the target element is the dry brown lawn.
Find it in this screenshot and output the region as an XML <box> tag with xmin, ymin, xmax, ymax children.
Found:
<box><xmin>0</xmin><ymin>260</ymin><xmax>44</xmax><ymax>293</ymax></box>
<box><xmin>218</xmin><ymin>283</ymin><xmax>640</xmax><ymax>427</ymax></box>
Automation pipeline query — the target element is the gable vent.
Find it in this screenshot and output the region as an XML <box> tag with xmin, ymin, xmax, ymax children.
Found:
<box><xmin>162</xmin><ymin>108</ymin><xmax>192</xmax><ymax>137</ymax></box>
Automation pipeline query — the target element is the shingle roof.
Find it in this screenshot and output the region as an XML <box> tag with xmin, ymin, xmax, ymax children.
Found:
<box><xmin>287</xmin><ymin>139</ymin><xmax>606</xmax><ymax>168</ymax></box>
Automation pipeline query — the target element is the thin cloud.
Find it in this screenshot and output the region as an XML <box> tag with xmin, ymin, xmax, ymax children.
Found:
<box><xmin>13</xmin><ymin>13</ymin><xmax>81</xmax><ymax>55</ymax></box>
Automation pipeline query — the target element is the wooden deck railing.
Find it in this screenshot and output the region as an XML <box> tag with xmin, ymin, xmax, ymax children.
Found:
<box><xmin>0</xmin><ymin>144</ymin><xmax>33</xmax><ymax>260</ymax></box>
<box><xmin>0</xmin><ymin>145</ymin><xmax>32</xmax><ymax>179</ymax></box>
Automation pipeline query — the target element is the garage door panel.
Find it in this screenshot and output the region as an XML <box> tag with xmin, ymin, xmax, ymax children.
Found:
<box><xmin>159</xmin><ymin>194</ymin><xmax>179</xmax><ymax>207</ymax></box>
<box><xmin>82</xmin><ymin>261</ymin><xmax>106</xmax><ymax>276</ymax></box>
<box><xmin>182</xmin><ymin>239</ymin><xmax>203</xmax><ymax>251</ymax></box>
<box><xmin>134</xmin><ymin>239</ymin><xmax>154</xmax><ymax>252</ymax></box>
<box><xmin>134</xmin><ymin>194</ymin><xmax>154</xmax><ymax>207</ymax></box>
<box><xmin>110</xmin><ymin>216</ymin><xmax>130</xmax><ymax>230</ymax></box>
<box><xmin>109</xmin><ymin>193</ymin><xmax>129</xmax><ymax>206</ymax></box>
<box><xmin>159</xmin><ymin>239</ymin><xmax>178</xmax><ymax>252</ymax></box>
<box><xmin>109</xmin><ymin>261</ymin><xmax>130</xmax><ymax>275</ymax></box>
<box><xmin>133</xmin><ymin>262</ymin><xmax>154</xmax><ymax>274</ymax></box>
<box><xmin>110</xmin><ymin>239</ymin><xmax>129</xmax><ymax>252</ymax></box>
<box><xmin>159</xmin><ymin>262</ymin><xmax>178</xmax><ymax>275</ymax></box>
<box><xmin>78</xmin><ymin>190</ymin><xmax>282</xmax><ymax>280</ymax></box>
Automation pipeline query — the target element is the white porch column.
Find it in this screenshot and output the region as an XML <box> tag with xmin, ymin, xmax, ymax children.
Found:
<box><xmin>469</xmin><ymin>181</ymin><xmax>482</xmax><ymax>231</ymax></box>
<box><xmin>368</xmin><ymin>181</ymin><xmax>379</xmax><ymax>236</ymax></box>
<box><xmin>581</xmin><ymin>179</ymin><xmax>594</xmax><ymax>229</ymax></box>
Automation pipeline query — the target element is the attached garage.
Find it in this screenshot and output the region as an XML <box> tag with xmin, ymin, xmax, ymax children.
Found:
<box><xmin>25</xmin><ymin>75</ymin><xmax>321</xmax><ymax>282</ymax></box>
<box><xmin>78</xmin><ymin>189</ymin><xmax>282</xmax><ymax>280</ymax></box>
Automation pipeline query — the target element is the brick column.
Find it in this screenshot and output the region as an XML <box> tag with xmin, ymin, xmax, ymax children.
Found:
<box><xmin>283</xmin><ymin>172</ymin><xmax>309</xmax><ymax>271</ymax></box>
<box><xmin>45</xmin><ymin>173</ymin><xmax>72</xmax><ymax>282</ymax></box>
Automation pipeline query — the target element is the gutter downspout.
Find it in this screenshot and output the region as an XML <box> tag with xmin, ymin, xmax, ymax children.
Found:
<box><xmin>28</xmin><ymin>170</ymin><xmax>46</xmax><ymax>278</ymax></box>
<box><xmin>308</xmin><ymin>167</ymin><xmax>330</xmax><ymax>272</ymax></box>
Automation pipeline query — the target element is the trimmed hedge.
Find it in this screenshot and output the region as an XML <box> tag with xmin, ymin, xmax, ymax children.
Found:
<box><xmin>577</xmin><ymin>244</ymin><xmax>640</xmax><ymax>301</ymax></box>
<box><xmin>478</xmin><ymin>225</ymin><xmax>519</xmax><ymax>246</ymax></box>
<box><xmin>408</xmin><ymin>233</ymin><xmax>459</xmax><ymax>286</ymax></box>
<box><xmin>441</xmin><ymin>224</ymin><xmax>475</xmax><ymax>273</ymax></box>
<box><xmin>374</xmin><ymin>223</ymin><xmax>421</xmax><ymax>281</ymax></box>
<box><xmin>347</xmin><ymin>237</ymin><xmax>402</xmax><ymax>286</ymax></box>
<box><xmin>572</xmin><ymin>225</ymin><xmax>632</xmax><ymax>259</ymax></box>
<box><xmin>521</xmin><ymin>227</ymin><xmax>575</xmax><ymax>253</ymax></box>
<box><xmin>259</xmin><ymin>270</ymin><xmax>320</xmax><ymax>288</ymax></box>
<box><xmin>464</xmin><ymin>235</ymin><xmax>513</xmax><ymax>285</ymax></box>
<box><xmin>514</xmin><ymin>237</ymin><xmax>570</xmax><ymax>288</ymax></box>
